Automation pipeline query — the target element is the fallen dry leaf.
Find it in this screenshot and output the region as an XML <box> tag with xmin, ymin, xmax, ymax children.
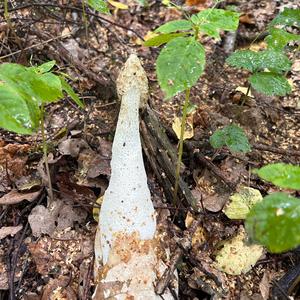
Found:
<box><xmin>214</xmin><ymin>228</ymin><xmax>264</xmax><ymax>275</ymax></box>
<box><xmin>41</xmin><ymin>276</ymin><xmax>77</xmax><ymax>300</ymax></box>
<box><xmin>172</xmin><ymin>116</ymin><xmax>194</xmax><ymax>140</ymax></box>
<box><xmin>0</xmin><ymin>225</ymin><xmax>23</xmax><ymax>239</ymax></box>
<box><xmin>259</xmin><ymin>269</ymin><xmax>271</xmax><ymax>300</ymax></box>
<box><xmin>0</xmin><ymin>142</ymin><xmax>30</xmax><ymax>178</ymax></box>
<box><xmin>58</xmin><ymin>138</ymin><xmax>89</xmax><ymax>157</ymax></box>
<box><xmin>223</xmin><ymin>186</ymin><xmax>263</xmax><ymax>220</ymax></box>
<box><xmin>28</xmin><ymin>200</ymin><xmax>87</xmax><ymax>237</ymax></box>
<box><xmin>0</xmin><ymin>189</ymin><xmax>42</xmax><ymax>205</ymax></box>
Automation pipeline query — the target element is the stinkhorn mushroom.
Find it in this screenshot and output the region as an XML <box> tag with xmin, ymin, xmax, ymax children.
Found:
<box><xmin>93</xmin><ymin>54</ymin><xmax>176</xmax><ymax>299</ymax></box>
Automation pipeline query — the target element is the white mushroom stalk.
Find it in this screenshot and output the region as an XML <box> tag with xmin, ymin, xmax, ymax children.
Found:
<box><xmin>93</xmin><ymin>55</ymin><xmax>175</xmax><ymax>299</ymax></box>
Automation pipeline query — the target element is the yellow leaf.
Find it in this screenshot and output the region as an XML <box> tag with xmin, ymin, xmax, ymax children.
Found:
<box><xmin>107</xmin><ymin>0</ymin><xmax>128</xmax><ymax>9</ymax></box>
<box><xmin>235</xmin><ymin>86</ymin><xmax>254</xmax><ymax>98</ymax></box>
<box><xmin>162</xmin><ymin>0</ymin><xmax>170</xmax><ymax>5</ymax></box>
<box><xmin>93</xmin><ymin>195</ymin><xmax>104</xmax><ymax>222</ymax></box>
<box><xmin>223</xmin><ymin>186</ymin><xmax>263</xmax><ymax>220</ymax></box>
<box><xmin>288</xmin><ymin>78</ymin><xmax>294</xmax><ymax>90</ymax></box>
<box><xmin>214</xmin><ymin>228</ymin><xmax>264</xmax><ymax>275</ymax></box>
<box><xmin>248</xmin><ymin>41</ymin><xmax>267</xmax><ymax>52</ymax></box>
<box><xmin>134</xmin><ymin>31</ymin><xmax>158</xmax><ymax>46</ymax></box>
<box><xmin>172</xmin><ymin>116</ymin><xmax>194</xmax><ymax>140</ymax></box>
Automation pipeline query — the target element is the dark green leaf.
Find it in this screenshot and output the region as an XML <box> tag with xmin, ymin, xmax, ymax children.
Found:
<box><xmin>249</xmin><ymin>72</ymin><xmax>291</xmax><ymax>96</ymax></box>
<box><xmin>87</xmin><ymin>0</ymin><xmax>110</xmax><ymax>14</ymax></box>
<box><xmin>226</xmin><ymin>50</ymin><xmax>260</xmax><ymax>72</ymax></box>
<box><xmin>155</xmin><ymin>20</ymin><xmax>193</xmax><ymax>34</ymax></box>
<box><xmin>258</xmin><ymin>50</ymin><xmax>291</xmax><ymax>72</ymax></box>
<box><xmin>210</xmin><ymin>129</ymin><xmax>226</xmax><ymax>149</ymax></box>
<box><xmin>156</xmin><ymin>37</ymin><xmax>205</xmax><ymax>98</ymax></box>
<box><xmin>144</xmin><ymin>32</ymin><xmax>189</xmax><ymax>47</ymax></box>
<box><xmin>226</xmin><ymin>50</ymin><xmax>291</xmax><ymax>73</ymax></box>
<box><xmin>270</xmin><ymin>8</ymin><xmax>300</xmax><ymax>28</ymax></box>
<box><xmin>246</xmin><ymin>193</ymin><xmax>300</xmax><ymax>253</ymax></box>
<box><xmin>266</xmin><ymin>28</ymin><xmax>300</xmax><ymax>51</ymax></box>
<box><xmin>210</xmin><ymin>124</ymin><xmax>251</xmax><ymax>153</ymax></box>
<box><xmin>60</xmin><ymin>77</ymin><xmax>84</xmax><ymax>108</ymax></box>
<box><xmin>191</xmin><ymin>9</ymin><xmax>239</xmax><ymax>39</ymax></box>
<box><xmin>254</xmin><ymin>163</ymin><xmax>300</xmax><ymax>190</ymax></box>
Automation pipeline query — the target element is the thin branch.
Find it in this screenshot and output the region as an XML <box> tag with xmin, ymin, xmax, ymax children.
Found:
<box><xmin>2</xmin><ymin>2</ymin><xmax>145</xmax><ymax>41</ymax></box>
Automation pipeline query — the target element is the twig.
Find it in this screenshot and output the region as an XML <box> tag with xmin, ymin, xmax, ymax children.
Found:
<box><xmin>3</xmin><ymin>2</ymin><xmax>144</xmax><ymax>41</ymax></box>
<box><xmin>0</xmin><ymin>32</ymin><xmax>73</xmax><ymax>60</ymax></box>
<box><xmin>185</xmin><ymin>142</ymin><xmax>237</xmax><ymax>191</ymax></box>
<box><xmin>155</xmin><ymin>217</ymin><xmax>202</xmax><ymax>295</ymax></box>
<box><xmin>7</xmin><ymin>222</ymin><xmax>29</xmax><ymax>300</ymax></box>
<box><xmin>253</xmin><ymin>144</ymin><xmax>300</xmax><ymax>157</ymax></box>
<box><xmin>82</xmin><ymin>257</ymin><xmax>94</xmax><ymax>300</ymax></box>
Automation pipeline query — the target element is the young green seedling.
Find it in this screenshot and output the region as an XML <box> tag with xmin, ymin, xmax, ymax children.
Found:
<box><xmin>227</xmin><ymin>8</ymin><xmax>300</xmax><ymax>96</ymax></box>
<box><xmin>145</xmin><ymin>5</ymin><xmax>240</xmax><ymax>204</ymax></box>
<box><xmin>210</xmin><ymin>124</ymin><xmax>251</xmax><ymax>153</ymax></box>
<box><xmin>0</xmin><ymin>60</ymin><xmax>83</xmax><ymax>202</ymax></box>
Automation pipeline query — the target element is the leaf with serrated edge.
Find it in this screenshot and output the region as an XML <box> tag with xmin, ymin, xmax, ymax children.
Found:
<box><xmin>156</xmin><ymin>37</ymin><xmax>205</xmax><ymax>98</ymax></box>
<box><xmin>266</xmin><ymin>28</ymin><xmax>300</xmax><ymax>51</ymax></box>
<box><xmin>226</xmin><ymin>50</ymin><xmax>260</xmax><ymax>72</ymax></box>
<box><xmin>254</xmin><ymin>163</ymin><xmax>300</xmax><ymax>190</ymax></box>
<box><xmin>210</xmin><ymin>124</ymin><xmax>251</xmax><ymax>153</ymax></box>
<box><xmin>227</xmin><ymin>50</ymin><xmax>291</xmax><ymax>73</ymax></box>
<box><xmin>155</xmin><ymin>20</ymin><xmax>193</xmax><ymax>34</ymax></box>
<box><xmin>192</xmin><ymin>9</ymin><xmax>239</xmax><ymax>39</ymax></box>
<box><xmin>246</xmin><ymin>193</ymin><xmax>300</xmax><ymax>253</ymax></box>
<box><xmin>87</xmin><ymin>0</ymin><xmax>110</xmax><ymax>14</ymax></box>
<box><xmin>270</xmin><ymin>8</ymin><xmax>300</xmax><ymax>28</ymax></box>
<box><xmin>249</xmin><ymin>72</ymin><xmax>291</xmax><ymax>96</ymax></box>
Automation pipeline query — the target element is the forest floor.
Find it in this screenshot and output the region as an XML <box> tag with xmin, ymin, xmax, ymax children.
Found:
<box><xmin>0</xmin><ymin>0</ymin><xmax>299</xmax><ymax>299</ymax></box>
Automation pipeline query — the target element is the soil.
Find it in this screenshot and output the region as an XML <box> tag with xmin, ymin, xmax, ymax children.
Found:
<box><xmin>0</xmin><ymin>0</ymin><xmax>299</xmax><ymax>299</ymax></box>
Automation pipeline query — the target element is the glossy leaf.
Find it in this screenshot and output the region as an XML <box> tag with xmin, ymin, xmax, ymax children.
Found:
<box><xmin>0</xmin><ymin>62</ymin><xmax>82</xmax><ymax>134</ymax></box>
<box><xmin>254</xmin><ymin>163</ymin><xmax>300</xmax><ymax>190</ymax></box>
<box><xmin>249</xmin><ymin>72</ymin><xmax>291</xmax><ymax>96</ymax></box>
<box><xmin>269</xmin><ymin>8</ymin><xmax>300</xmax><ymax>28</ymax></box>
<box><xmin>155</xmin><ymin>20</ymin><xmax>193</xmax><ymax>34</ymax></box>
<box><xmin>0</xmin><ymin>83</ymin><xmax>38</xmax><ymax>134</ymax></box>
<box><xmin>226</xmin><ymin>50</ymin><xmax>291</xmax><ymax>73</ymax></box>
<box><xmin>144</xmin><ymin>32</ymin><xmax>189</xmax><ymax>47</ymax></box>
<box><xmin>156</xmin><ymin>37</ymin><xmax>205</xmax><ymax>98</ymax></box>
<box><xmin>210</xmin><ymin>124</ymin><xmax>251</xmax><ymax>153</ymax></box>
<box><xmin>30</xmin><ymin>72</ymin><xmax>63</xmax><ymax>103</ymax></box>
<box><xmin>266</xmin><ymin>28</ymin><xmax>300</xmax><ymax>51</ymax></box>
<box><xmin>246</xmin><ymin>193</ymin><xmax>300</xmax><ymax>253</ymax></box>
<box><xmin>87</xmin><ymin>0</ymin><xmax>110</xmax><ymax>14</ymax></box>
<box><xmin>191</xmin><ymin>9</ymin><xmax>239</xmax><ymax>39</ymax></box>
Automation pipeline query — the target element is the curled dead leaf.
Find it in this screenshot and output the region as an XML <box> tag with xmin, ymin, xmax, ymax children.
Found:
<box><xmin>0</xmin><ymin>225</ymin><xmax>23</xmax><ymax>239</ymax></box>
<box><xmin>0</xmin><ymin>189</ymin><xmax>42</xmax><ymax>205</ymax></box>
